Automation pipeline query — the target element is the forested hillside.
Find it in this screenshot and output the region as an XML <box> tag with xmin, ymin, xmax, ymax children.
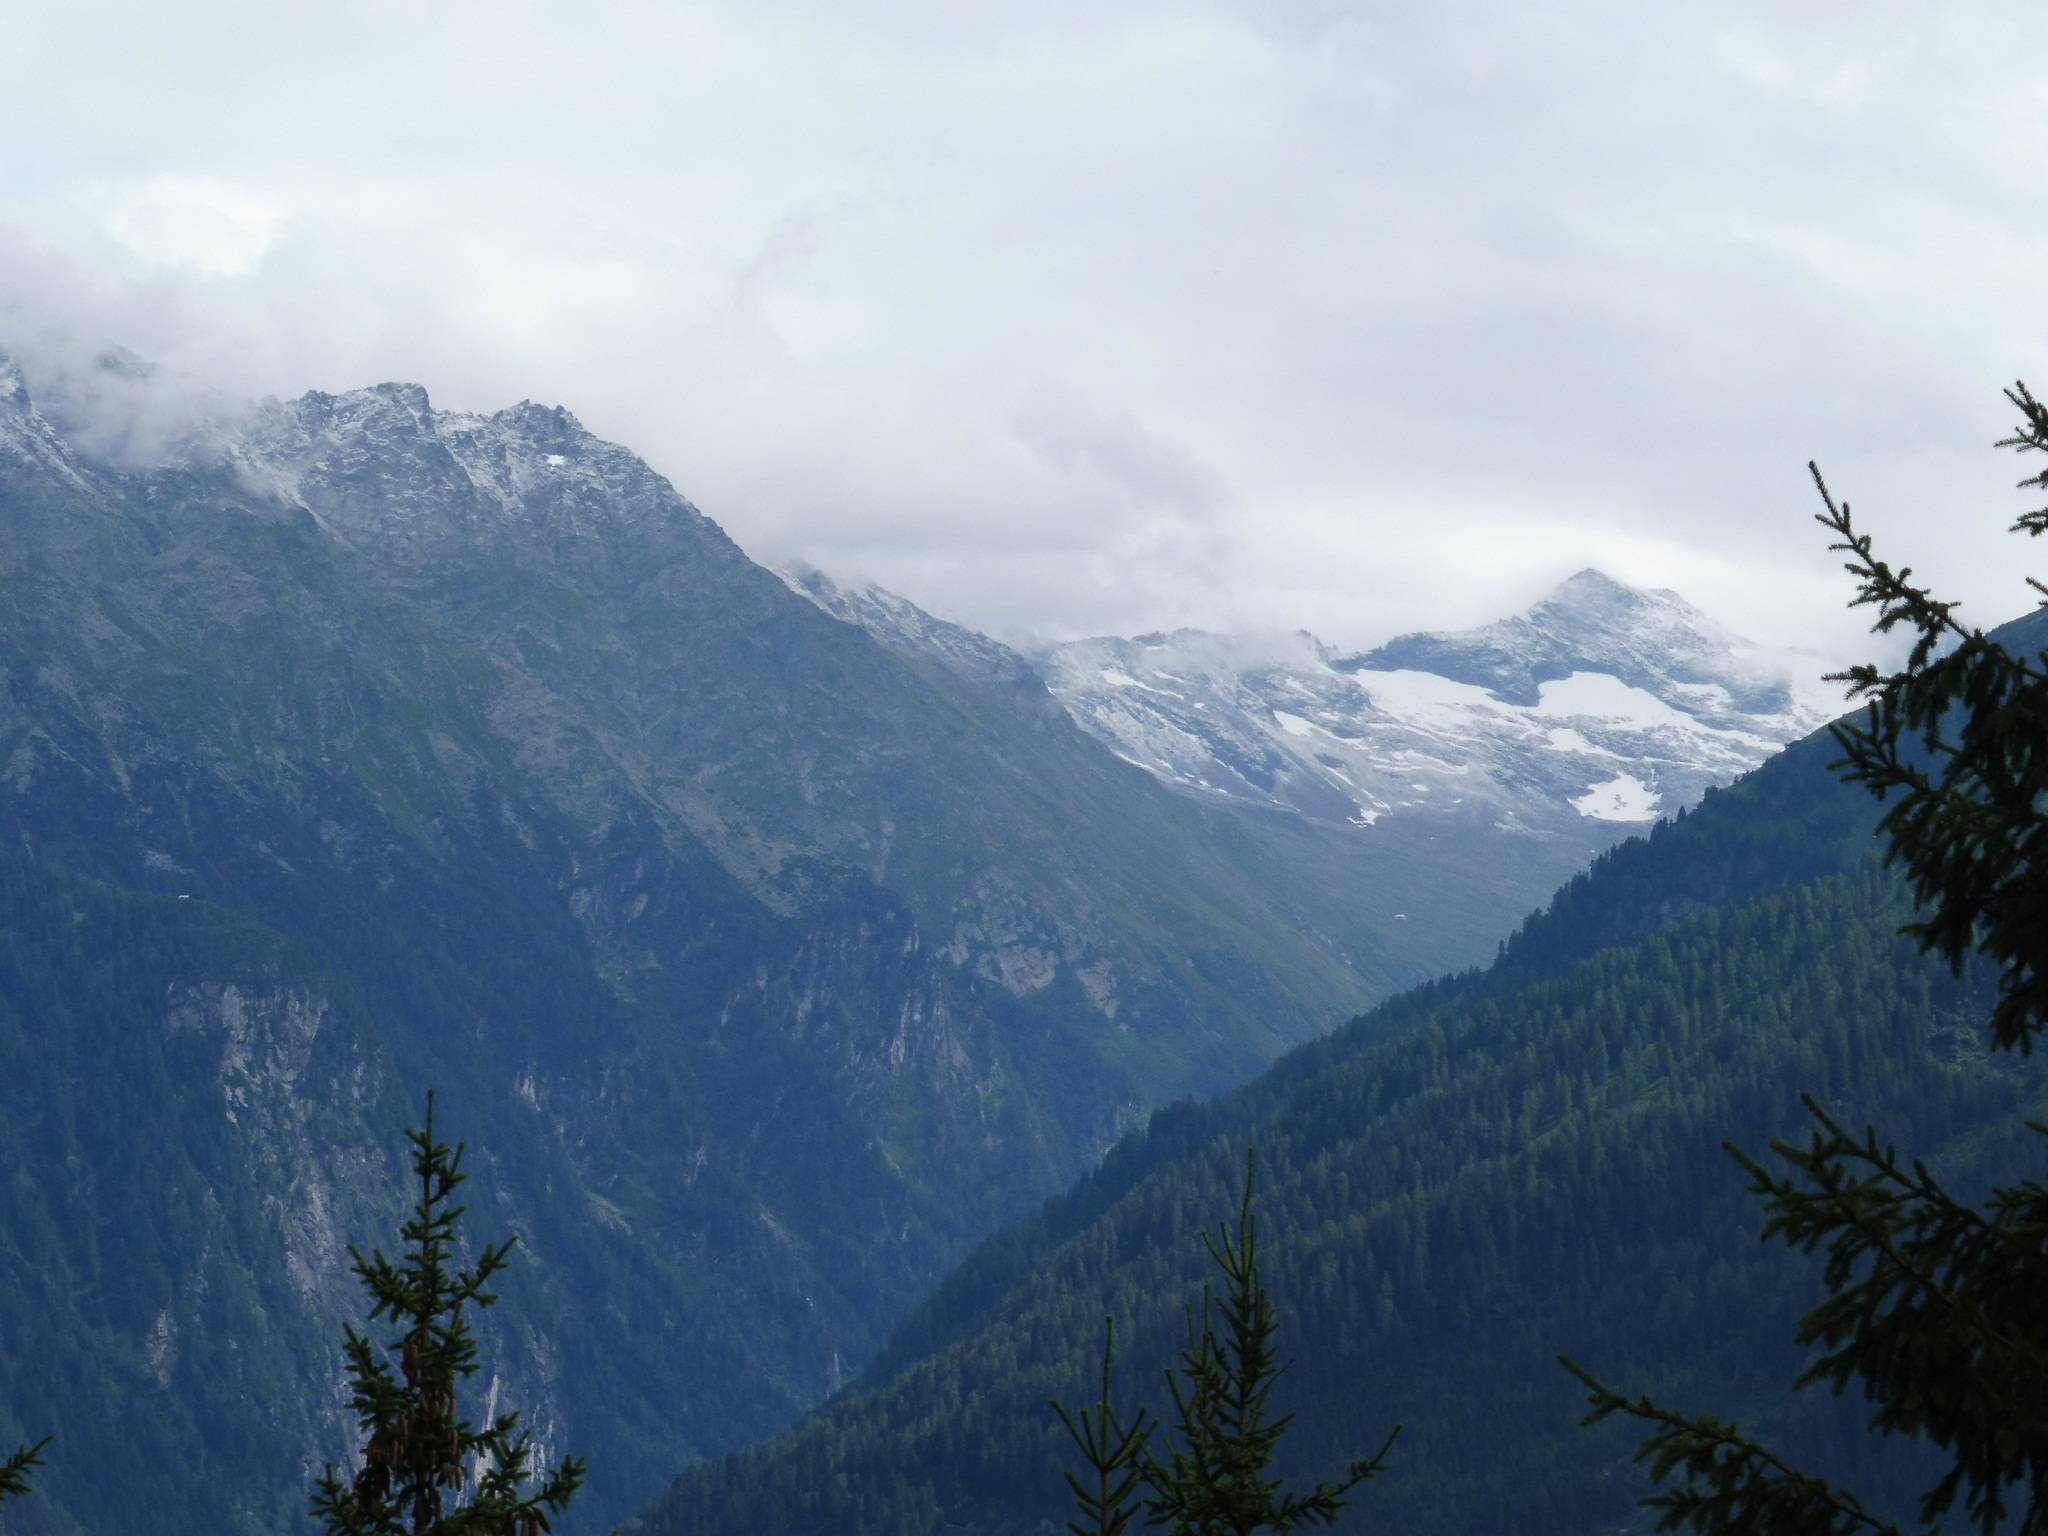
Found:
<box><xmin>0</xmin><ymin>352</ymin><xmax>1423</xmax><ymax>1534</ymax></box>
<box><xmin>640</xmin><ymin>617</ymin><xmax>2048</xmax><ymax>1535</ymax></box>
<box><xmin>0</xmin><ymin>852</ymin><xmax>408</xmax><ymax>1536</ymax></box>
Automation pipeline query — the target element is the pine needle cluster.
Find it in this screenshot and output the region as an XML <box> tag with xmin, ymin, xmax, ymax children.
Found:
<box><xmin>1053</xmin><ymin>1318</ymin><xmax>1156</xmax><ymax>1536</ymax></box>
<box><xmin>0</xmin><ymin>1436</ymin><xmax>48</xmax><ymax>1513</ymax></box>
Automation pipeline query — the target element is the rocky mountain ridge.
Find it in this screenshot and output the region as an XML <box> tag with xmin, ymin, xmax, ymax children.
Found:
<box><xmin>0</xmin><ymin>349</ymin><xmax>1399</xmax><ymax>1534</ymax></box>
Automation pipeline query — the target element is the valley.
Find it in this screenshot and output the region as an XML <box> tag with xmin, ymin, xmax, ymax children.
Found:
<box><xmin>0</xmin><ymin>348</ymin><xmax>1911</xmax><ymax>1536</ymax></box>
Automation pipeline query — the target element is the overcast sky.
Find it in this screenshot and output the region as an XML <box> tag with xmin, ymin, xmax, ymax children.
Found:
<box><xmin>3</xmin><ymin>2</ymin><xmax>2045</xmax><ymax>665</ymax></box>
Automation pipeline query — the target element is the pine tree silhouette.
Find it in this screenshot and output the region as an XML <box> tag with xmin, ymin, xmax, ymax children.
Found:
<box><xmin>1055</xmin><ymin>1150</ymin><xmax>1398</xmax><ymax>1536</ymax></box>
<box><xmin>1564</xmin><ymin>381</ymin><xmax>2048</xmax><ymax>1536</ymax></box>
<box><xmin>1052</xmin><ymin>1317</ymin><xmax>1156</xmax><ymax>1536</ymax></box>
<box><xmin>312</xmin><ymin>1091</ymin><xmax>585</xmax><ymax>1536</ymax></box>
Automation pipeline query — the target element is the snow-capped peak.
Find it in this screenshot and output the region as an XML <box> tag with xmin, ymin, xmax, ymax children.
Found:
<box><xmin>1545</xmin><ymin>566</ymin><xmax>1684</xmax><ymax>611</ymax></box>
<box><xmin>1027</xmin><ymin>570</ymin><xmax>1828</xmax><ymax>837</ymax></box>
<box><xmin>1344</xmin><ymin>567</ymin><xmax>1795</xmax><ymax>721</ymax></box>
<box><xmin>0</xmin><ymin>343</ymin><xmax>720</xmax><ymax>561</ymax></box>
<box><xmin>190</xmin><ymin>375</ymin><xmax>718</xmax><ymax>558</ymax></box>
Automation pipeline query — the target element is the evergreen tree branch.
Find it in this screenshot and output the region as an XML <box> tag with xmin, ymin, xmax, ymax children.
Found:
<box><xmin>1562</xmin><ymin>1360</ymin><xmax>1902</xmax><ymax>1536</ymax></box>
<box><xmin>0</xmin><ymin>1437</ymin><xmax>49</xmax><ymax>1507</ymax></box>
<box><xmin>1051</xmin><ymin>1317</ymin><xmax>1156</xmax><ymax>1536</ymax></box>
<box><xmin>1812</xmin><ymin>433</ymin><xmax>2048</xmax><ymax>1054</ymax></box>
<box><xmin>1728</xmin><ymin>1111</ymin><xmax>2048</xmax><ymax>1381</ymax></box>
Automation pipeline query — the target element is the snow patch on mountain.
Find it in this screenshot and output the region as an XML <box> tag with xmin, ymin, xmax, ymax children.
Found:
<box><xmin>1533</xmin><ymin>672</ymin><xmax>1691</xmax><ymax>727</ymax></box>
<box><xmin>759</xmin><ymin>550</ymin><xmax>1829</xmax><ymax>846</ymax></box>
<box><xmin>1572</xmin><ymin>773</ymin><xmax>1661</xmax><ymax>822</ymax></box>
<box><xmin>781</xmin><ymin>562</ymin><xmax>1826</xmax><ymax>842</ymax></box>
<box><xmin>1031</xmin><ymin>574</ymin><xmax>1830</xmax><ymax>836</ymax></box>
<box><xmin>1348</xmin><ymin>567</ymin><xmax>1816</xmax><ymax>723</ymax></box>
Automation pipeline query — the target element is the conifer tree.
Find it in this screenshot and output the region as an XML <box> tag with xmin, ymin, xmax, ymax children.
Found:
<box><xmin>312</xmin><ymin>1091</ymin><xmax>586</xmax><ymax>1536</ymax></box>
<box><xmin>1053</xmin><ymin>1318</ymin><xmax>1156</xmax><ymax>1536</ymax></box>
<box><xmin>0</xmin><ymin>1437</ymin><xmax>47</xmax><ymax>1513</ymax></box>
<box><xmin>1055</xmin><ymin>1150</ymin><xmax>1398</xmax><ymax>1536</ymax></box>
<box><xmin>1563</xmin><ymin>381</ymin><xmax>2048</xmax><ymax>1535</ymax></box>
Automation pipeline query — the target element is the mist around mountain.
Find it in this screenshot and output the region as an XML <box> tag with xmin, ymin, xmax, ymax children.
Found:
<box><xmin>637</xmin><ymin>610</ymin><xmax>2048</xmax><ymax>1536</ymax></box>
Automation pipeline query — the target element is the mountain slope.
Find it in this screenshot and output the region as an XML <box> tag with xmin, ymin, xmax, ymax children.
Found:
<box><xmin>787</xmin><ymin>564</ymin><xmax>1830</xmax><ymax>982</ymax></box>
<box><xmin>0</xmin><ymin>851</ymin><xmax>411</xmax><ymax>1536</ymax></box>
<box><xmin>640</xmin><ymin>614</ymin><xmax>2048</xmax><ymax>1536</ymax></box>
<box><xmin>0</xmin><ymin>352</ymin><xmax>1416</xmax><ymax>1533</ymax></box>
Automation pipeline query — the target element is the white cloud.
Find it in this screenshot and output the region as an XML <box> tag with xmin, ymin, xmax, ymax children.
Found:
<box><xmin>1</xmin><ymin>0</ymin><xmax>2043</xmax><ymax>659</ymax></box>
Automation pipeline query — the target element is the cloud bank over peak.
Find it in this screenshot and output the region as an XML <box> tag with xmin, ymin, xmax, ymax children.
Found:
<box><xmin>2</xmin><ymin>2</ymin><xmax>2040</xmax><ymax>664</ymax></box>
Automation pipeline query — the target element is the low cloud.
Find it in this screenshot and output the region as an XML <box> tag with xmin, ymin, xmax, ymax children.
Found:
<box><xmin>2</xmin><ymin>1</ymin><xmax>2041</xmax><ymax>660</ymax></box>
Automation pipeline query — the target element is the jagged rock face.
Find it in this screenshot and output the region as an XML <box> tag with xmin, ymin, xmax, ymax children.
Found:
<box><xmin>0</xmin><ymin>351</ymin><xmax>1415</xmax><ymax>1534</ymax></box>
<box><xmin>0</xmin><ymin>856</ymin><xmax>416</xmax><ymax>1536</ymax></box>
<box><xmin>234</xmin><ymin>384</ymin><xmax>718</xmax><ymax>572</ymax></box>
<box><xmin>0</xmin><ymin>352</ymin><xmax>96</xmax><ymax>500</ymax></box>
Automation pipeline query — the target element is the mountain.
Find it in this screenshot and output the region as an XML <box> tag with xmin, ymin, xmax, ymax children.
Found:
<box><xmin>0</xmin><ymin>850</ymin><xmax>414</xmax><ymax>1536</ymax></box>
<box><xmin>0</xmin><ymin>350</ymin><xmax>1416</xmax><ymax>1534</ymax></box>
<box><xmin>1037</xmin><ymin>568</ymin><xmax>1825</xmax><ymax>836</ymax></box>
<box><xmin>0</xmin><ymin>344</ymin><xmax>1872</xmax><ymax>1536</ymax></box>
<box><xmin>779</xmin><ymin>561</ymin><xmax>1037</xmax><ymax>691</ymax></box>
<box><xmin>1357</xmin><ymin>566</ymin><xmax>1805</xmax><ymax>710</ymax></box>
<box><xmin>785</xmin><ymin>564</ymin><xmax>1829</xmax><ymax>981</ymax></box>
<box><xmin>638</xmin><ymin>611</ymin><xmax>2048</xmax><ymax>1536</ymax></box>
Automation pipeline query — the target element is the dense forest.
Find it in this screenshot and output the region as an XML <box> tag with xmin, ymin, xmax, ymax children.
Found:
<box><xmin>0</xmin><ymin>827</ymin><xmax>974</xmax><ymax>1535</ymax></box>
<box><xmin>633</xmin><ymin>609</ymin><xmax>2048</xmax><ymax>1536</ymax></box>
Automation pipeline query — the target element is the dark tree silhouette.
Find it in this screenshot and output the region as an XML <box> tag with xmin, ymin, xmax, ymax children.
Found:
<box><xmin>312</xmin><ymin>1091</ymin><xmax>585</xmax><ymax>1536</ymax></box>
<box><xmin>1056</xmin><ymin>1150</ymin><xmax>1398</xmax><ymax>1536</ymax></box>
<box><xmin>0</xmin><ymin>1437</ymin><xmax>48</xmax><ymax>1513</ymax></box>
<box><xmin>1564</xmin><ymin>381</ymin><xmax>2048</xmax><ymax>1536</ymax></box>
